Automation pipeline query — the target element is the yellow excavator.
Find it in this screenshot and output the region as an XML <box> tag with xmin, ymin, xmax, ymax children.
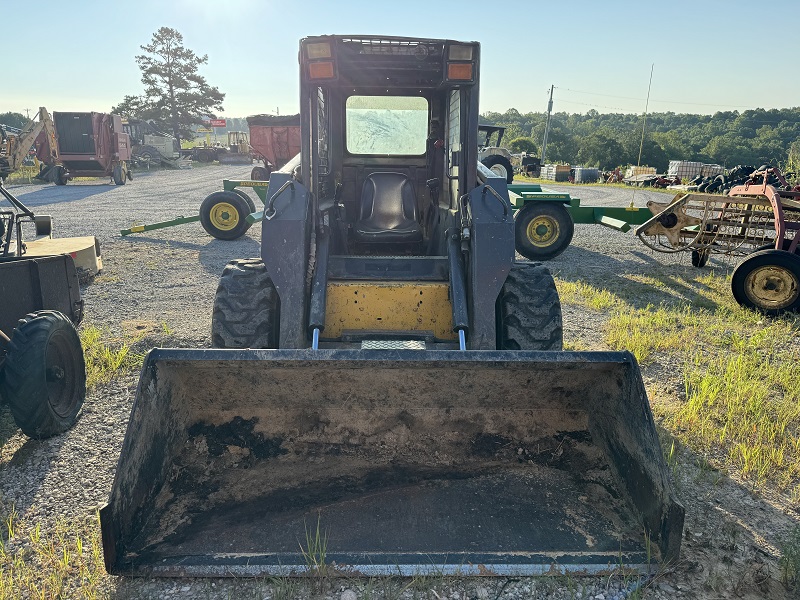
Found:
<box><xmin>101</xmin><ymin>35</ymin><xmax>684</xmax><ymax>578</ymax></box>
<box><xmin>0</xmin><ymin>107</ymin><xmax>58</xmax><ymax>180</ymax></box>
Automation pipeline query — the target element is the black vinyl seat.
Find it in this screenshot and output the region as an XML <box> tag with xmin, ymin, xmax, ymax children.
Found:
<box><xmin>353</xmin><ymin>172</ymin><xmax>423</xmax><ymax>244</ymax></box>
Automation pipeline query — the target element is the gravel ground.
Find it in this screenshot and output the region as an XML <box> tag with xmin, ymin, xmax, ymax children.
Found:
<box><xmin>1</xmin><ymin>169</ymin><xmax>798</xmax><ymax>599</ymax></box>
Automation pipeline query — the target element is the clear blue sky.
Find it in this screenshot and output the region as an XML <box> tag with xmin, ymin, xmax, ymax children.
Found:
<box><xmin>4</xmin><ymin>0</ymin><xmax>798</xmax><ymax>119</ymax></box>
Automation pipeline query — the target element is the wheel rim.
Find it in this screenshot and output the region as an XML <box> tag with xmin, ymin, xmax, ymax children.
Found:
<box><xmin>526</xmin><ymin>215</ymin><xmax>559</xmax><ymax>248</ymax></box>
<box><xmin>744</xmin><ymin>264</ymin><xmax>800</xmax><ymax>310</ymax></box>
<box><xmin>490</xmin><ymin>164</ymin><xmax>508</xmax><ymax>180</ymax></box>
<box><xmin>209</xmin><ymin>202</ymin><xmax>240</xmax><ymax>230</ymax></box>
<box><xmin>46</xmin><ymin>330</ymin><xmax>79</xmax><ymax>418</ymax></box>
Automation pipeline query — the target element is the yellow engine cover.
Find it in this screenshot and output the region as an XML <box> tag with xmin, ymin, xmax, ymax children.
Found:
<box><xmin>324</xmin><ymin>281</ymin><xmax>456</xmax><ymax>340</ymax></box>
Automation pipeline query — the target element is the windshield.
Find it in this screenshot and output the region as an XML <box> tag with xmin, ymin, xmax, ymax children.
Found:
<box><xmin>346</xmin><ymin>95</ymin><xmax>428</xmax><ymax>155</ymax></box>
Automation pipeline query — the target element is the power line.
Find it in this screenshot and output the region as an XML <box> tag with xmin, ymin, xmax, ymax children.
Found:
<box><xmin>555</xmin><ymin>86</ymin><xmax>765</xmax><ymax>109</ymax></box>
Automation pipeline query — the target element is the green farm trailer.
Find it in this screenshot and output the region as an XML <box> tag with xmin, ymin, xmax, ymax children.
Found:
<box><xmin>508</xmin><ymin>184</ymin><xmax>652</xmax><ymax>260</ymax></box>
<box><xmin>121</xmin><ymin>179</ymin><xmax>269</xmax><ymax>239</ymax></box>
<box><xmin>122</xmin><ymin>179</ymin><xmax>655</xmax><ymax>257</ymax></box>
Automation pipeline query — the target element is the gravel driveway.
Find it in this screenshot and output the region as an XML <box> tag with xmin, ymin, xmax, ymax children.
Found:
<box><xmin>1</xmin><ymin>170</ymin><xmax>796</xmax><ymax>599</ymax></box>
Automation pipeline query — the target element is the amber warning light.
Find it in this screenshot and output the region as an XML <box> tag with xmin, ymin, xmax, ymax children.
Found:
<box><xmin>446</xmin><ymin>63</ymin><xmax>473</xmax><ymax>81</ymax></box>
<box><xmin>308</xmin><ymin>61</ymin><xmax>336</xmax><ymax>80</ymax></box>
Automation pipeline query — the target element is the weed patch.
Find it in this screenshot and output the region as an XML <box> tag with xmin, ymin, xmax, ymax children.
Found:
<box><xmin>80</xmin><ymin>325</ymin><xmax>145</xmax><ymax>389</ymax></box>
<box><xmin>0</xmin><ymin>508</ymin><xmax>109</xmax><ymax>599</ymax></box>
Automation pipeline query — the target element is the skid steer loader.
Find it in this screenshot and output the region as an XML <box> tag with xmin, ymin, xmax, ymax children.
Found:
<box><xmin>101</xmin><ymin>35</ymin><xmax>684</xmax><ymax>577</ymax></box>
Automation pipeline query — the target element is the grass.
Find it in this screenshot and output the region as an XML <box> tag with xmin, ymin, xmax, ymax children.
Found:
<box><xmin>79</xmin><ymin>325</ymin><xmax>146</xmax><ymax>389</ymax></box>
<box><xmin>0</xmin><ymin>509</ymin><xmax>108</xmax><ymax>599</ymax></box>
<box><xmin>554</xmin><ymin>271</ymin><xmax>800</xmax><ymax>497</ymax></box>
<box><xmin>780</xmin><ymin>525</ymin><xmax>800</xmax><ymax>589</ymax></box>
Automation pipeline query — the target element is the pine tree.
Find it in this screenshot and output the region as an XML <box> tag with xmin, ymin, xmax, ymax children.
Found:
<box><xmin>114</xmin><ymin>27</ymin><xmax>224</xmax><ymax>143</ymax></box>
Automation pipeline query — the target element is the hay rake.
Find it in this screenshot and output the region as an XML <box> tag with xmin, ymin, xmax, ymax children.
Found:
<box><xmin>635</xmin><ymin>168</ymin><xmax>800</xmax><ymax>314</ymax></box>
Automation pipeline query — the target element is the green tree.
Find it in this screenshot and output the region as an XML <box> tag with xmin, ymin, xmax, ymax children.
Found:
<box><xmin>115</xmin><ymin>27</ymin><xmax>225</xmax><ymax>142</ymax></box>
<box><xmin>576</xmin><ymin>130</ymin><xmax>624</xmax><ymax>170</ymax></box>
<box><xmin>507</xmin><ymin>137</ymin><xmax>537</xmax><ymax>154</ymax></box>
<box><xmin>0</xmin><ymin>112</ymin><xmax>28</xmax><ymax>130</ymax></box>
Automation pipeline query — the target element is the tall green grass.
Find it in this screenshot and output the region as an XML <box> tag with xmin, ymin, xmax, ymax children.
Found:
<box><xmin>555</xmin><ymin>273</ymin><xmax>800</xmax><ymax>497</ymax></box>
<box><xmin>80</xmin><ymin>325</ymin><xmax>145</xmax><ymax>389</ymax></box>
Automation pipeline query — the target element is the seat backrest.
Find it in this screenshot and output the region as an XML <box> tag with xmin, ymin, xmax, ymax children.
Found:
<box><xmin>359</xmin><ymin>172</ymin><xmax>418</xmax><ymax>228</ymax></box>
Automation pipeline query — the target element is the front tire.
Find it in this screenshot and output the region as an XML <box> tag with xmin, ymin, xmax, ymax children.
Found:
<box><xmin>112</xmin><ymin>164</ymin><xmax>126</xmax><ymax>186</ymax></box>
<box><xmin>497</xmin><ymin>262</ymin><xmax>563</xmax><ymax>351</ymax></box>
<box><xmin>514</xmin><ymin>202</ymin><xmax>574</xmax><ymax>261</ymax></box>
<box><xmin>0</xmin><ymin>311</ymin><xmax>86</xmax><ymax>438</ymax></box>
<box><xmin>481</xmin><ymin>155</ymin><xmax>514</xmax><ymax>184</ymax></box>
<box><xmin>199</xmin><ymin>191</ymin><xmax>253</xmax><ymax>240</ymax></box>
<box><xmin>731</xmin><ymin>249</ymin><xmax>800</xmax><ymax>315</ymax></box>
<box><xmin>212</xmin><ymin>259</ymin><xmax>280</xmax><ymax>348</ymax></box>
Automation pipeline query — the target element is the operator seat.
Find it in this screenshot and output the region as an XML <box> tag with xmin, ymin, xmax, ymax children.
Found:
<box><xmin>353</xmin><ymin>172</ymin><xmax>423</xmax><ymax>245</ymax></box>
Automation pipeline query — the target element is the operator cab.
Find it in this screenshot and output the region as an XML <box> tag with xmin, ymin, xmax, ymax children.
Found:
<box><xmin>298</xmin><ymin>36</ymin><xmax>481</xmax><ymax>256</ymax></box>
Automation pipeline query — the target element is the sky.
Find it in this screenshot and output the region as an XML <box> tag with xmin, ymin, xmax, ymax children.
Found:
<box><xmin>3</xmin><ymin>0</ymin><xmax>798</xmax><ymax>119</ymax></box>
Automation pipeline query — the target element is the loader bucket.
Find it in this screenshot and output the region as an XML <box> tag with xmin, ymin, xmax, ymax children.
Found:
<box><xmin>101</xmin><ymin>349</ymin><xmax>683</xmax><ymax>577</ymax></box>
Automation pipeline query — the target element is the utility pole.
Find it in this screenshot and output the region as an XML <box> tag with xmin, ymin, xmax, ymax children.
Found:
<box><xmin>24</xmin><ymin>108</ymin><xmax>31</xmax><ymax>119</ymax></box>
<box><xmin>540</xmin><ymin>85</ymin><xmax>554</xmax><ymax>164</ymax></box>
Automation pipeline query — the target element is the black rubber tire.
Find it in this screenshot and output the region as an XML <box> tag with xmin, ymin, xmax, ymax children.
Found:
<box><xmin>55</xmin><ymin>166</ymin><xmax>69</xmax><ymax>185</ymax></box>
<box><xmin>135</xmin><ymin>145</ymin><xmax>160</xmax><ymax>166</ymax></box>
<box><xmin>232</xmin><ymin>189</ymin><xmax>257</xmax><ymax>215</ymax></box>
<box><xmin>251</xmin><ymin>166</ymin><xmax>271</xmax><ymax>181</ymax></box>
<box><xmin>514</xmin><ymin>202</ymin><xmax>574</xmax><ymax>261</ymax></box>
<box><xmin>212</xmin><ymin>259</ymin><xmax>279</xmax><ymax>348</ymax></box>
<box><xmin>691</xmin><ymin>248</ymin><xmax>710</xmax><ymax>268</ymax></box>
<box><xmin>199</xmin><ymin>191</ymin><xmax>253</xmax><ymax>240</ymax></box>
<box><xmin>0</xmin><ymin>311</ymin><xmax>86</xmax><ymax>438</ymax></box>
<box><xmin>496</xmin><ymin>262</ymin><xmax>563</xmax><ymax>351</ymax></box>
<box><xmin>731</xmin><ymin>249</ymin><xmax>800</xmax><ymax>315</ymax></box>
<box><xmin>481</xmin><ymin>155</ymin><xmax>514</xmax><ymax>184</ymax></box>
<box><xmin>112</xmin><ymin>164</ymin><xmax>126</xmax><ymax>186</ymax></box>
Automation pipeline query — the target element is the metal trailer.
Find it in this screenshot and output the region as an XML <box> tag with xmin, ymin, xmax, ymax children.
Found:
<box><xmin>102</xmin><ymin>34</ymin><xmax>682</xmax><ymax>578</ymax></box>
<box><xmin>120</xmin><ymin>179</ymin><xmax>268</xmax><ymax>239</ymax></box>
<box><xmin>36</xmin><ymin>112</ymin><xmax>132</xmax><ymax>185</ymax></box>
<box><xmin>0</xmin><ymin>181</ymin><xmax>90</xmax><ymax>438</ymax></box>
<box><xmin>507</xmin><ymin>183</ymin><xmax>653</xmax><ymax>260</ymax></box>
<box><xmin>635</xmin><ymin>168</ymin><xmax>800</xmax><ymax>314</ymax></box>
<box><xmin>247</xmin><ymin>114</ymin><xmax>301</xmax><ymax>181</ymax></box>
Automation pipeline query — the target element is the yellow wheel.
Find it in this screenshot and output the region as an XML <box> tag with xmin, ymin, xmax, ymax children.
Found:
<box><xmin>732</xmin><ymin>249</ymin><xmax>800</xmax><ymax>315</ymax></box>
<box><xmin>209</xmin><ymin>202</ymin><xmax>239</xmax><ymax>231</ymax></box>
<box><xmin>514</xmin><ymin>202</ymin><xmax>574</xmax><ymax>261</ymax></box>
<box><xmin>526</xmin><ymin>214</ymin><xmax>560</xmax><ymax>248</ymax></box>
<box><xmin>199</xmin><ymin>191</ymin><xmax>252</xmax><ymax>240</ymax></box>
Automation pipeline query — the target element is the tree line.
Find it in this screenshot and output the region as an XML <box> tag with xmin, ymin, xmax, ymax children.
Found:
<box><xmin>481</xmin><ymin>107</ymin><xmax>800</xmax><ymax>173</ymax></box>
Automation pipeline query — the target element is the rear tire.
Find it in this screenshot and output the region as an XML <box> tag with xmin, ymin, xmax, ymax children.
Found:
<box><xmin>497</xmin><ymin>262</ymin><xmax>563</xmax><ymax>351</ymax></box>
<box><xmin>691</xmin><ymin>248</ymin><xmax>710</xmax><ymax>268</ymax></box>
<box><xmin>731</xmin><ymin>249</ymin><xmax>800</xmax><ymax>315</ymax></box>
<box><xmin>212</xmin><ymin>259</ymin><xmax>280</xmax><ymax>348</ymax></box>
<box><xmin>200</xmin><ymin>191</ymin><xmax>253</xmax><ymax>240</ymax></box>
<box><xmin>514</xmin><ymin>202</ymin><xmax>574</xmax><ymax>261</ymax></box>
<box><xmin>0</xmin><ymin>311</ymin><xmax>86</xmax><ymax>438</ymax></box>
<box><xmin>481</xmin><ymin>155</ymin><xmax>514</xmax><ymax>184</ymax></box>
<box><xmin>232</xmin><ymin>189</ymin><xmax>257</xmax><ymax>214</ymax></box>
<box><xmin>112</xmin><ymin>164</ymin><xmax>126</xmax><ymax>186</ymax></box>
<box><xmin>55</xmin><ymin>166</ymin><xmax>69</xmax><ymax>185</ymax></box>
<box><xmin>251</xmin><ymin>166</ymin><xmax>271</xmax><ymax>181</ymax></box>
